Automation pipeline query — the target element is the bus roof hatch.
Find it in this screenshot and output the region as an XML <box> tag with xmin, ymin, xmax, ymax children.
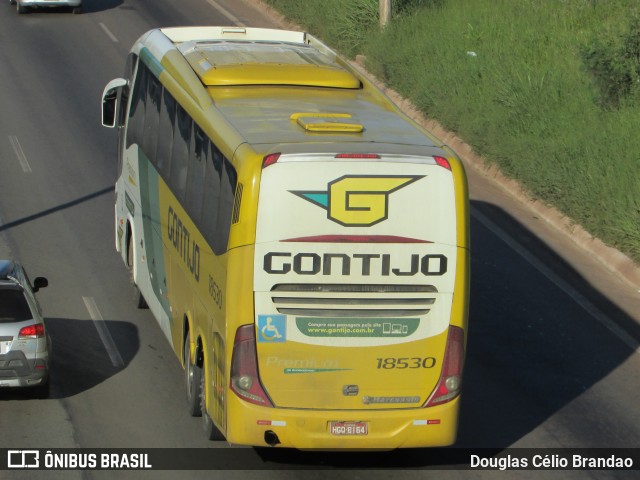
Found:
<box><xmin>177</xmin><ymin>41</ymin><xmax>361</xmax><ymax>88</ymax></box>
<box><xmin>290</xmin><ymin>113</ymin><xmax>364</xmax><ymax>133</ymax></box>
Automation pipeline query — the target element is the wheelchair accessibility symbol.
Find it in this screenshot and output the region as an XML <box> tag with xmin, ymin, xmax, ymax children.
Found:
<box><xmin>258</xmin><ymin>315</ymin><xmax>286</xmax><ymax>343</ymax></box>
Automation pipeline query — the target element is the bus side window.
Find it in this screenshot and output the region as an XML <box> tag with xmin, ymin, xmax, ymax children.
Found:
<box><xmin>186</xmin><ymin>125</ymin><xmax>207</xmax><ymax>223</ymax></box>
<box><xmin>126</xmin><ymin>61</ymin><xmax>147</xmax><ymax>149</ymax></box>
<box><xmin>156</xmin><ymin>88</ymin><xmax>176</xmax><ymax>180</ymax></box>
<box><xmin>216</xmin><ymin>159</ymin><xmax>237</xmax><ymax>254</ymax></box>
<box><xmin>201</xmin><ymin>141</ymin><xmax>221</xmax><ymax>252</ymax></box>
<box><xmin>170</xmin><ymin>105</ymin><xmax>191</xmax><ymax>202</ymax></box>
<box><xmin>119</xmin><ymin>52</ymin><xmax>136</xmax><ymax>128</ymax></box>
<box><xmin>117</xmin><ymin>53</ymin><xmax>137</xmax><ymax>176</ymax></box>
<box><xmin>142</xmin><ymin>73</ymin><xmax>161</xmax><ymax>162</ymax></box>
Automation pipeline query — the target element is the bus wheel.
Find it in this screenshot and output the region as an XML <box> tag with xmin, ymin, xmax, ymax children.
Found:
<box><xmin>200</xmin><ymin>364</ymin><xmax>225</xmax><ymax>441</ymax></box>
<box><xmin>184</xmin><ymin>333</ymin><xmax>202</xmax><ymax>417</ymax></box>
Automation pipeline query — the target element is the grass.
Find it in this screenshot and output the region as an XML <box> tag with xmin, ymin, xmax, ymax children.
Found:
<box><xmin>263</xmin><ymin>0</ymin><xmax>640</xmax><ymax>263</ymax></box>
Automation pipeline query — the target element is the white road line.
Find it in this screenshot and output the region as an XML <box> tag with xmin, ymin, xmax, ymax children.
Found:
<box><xmin>8</xmin><ymin>135</ymin><xmax>32</xmax><ymax>173</ymax></box>
<box><xmin>206</xmin><ymin>0</ymin><xmax>245</xmax><ymax>26</ymax></box>
<box><xmin>82</xmin><ymin>296</ymin><xmax>125</xmax><ymax>368</ymax></box>
<box><xmin>471</xmin><ymin>206</ymin><xmax>640</xmax><ymax>353</ymax></box>
<box><xmin>99</xmin><ymin>22</ymin><xmax>119</xmax><ymax>43</ymax></box>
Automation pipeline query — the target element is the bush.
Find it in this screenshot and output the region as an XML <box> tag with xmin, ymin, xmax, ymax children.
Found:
<box><xmin>338</xmin><ymin>0</ymin><xmax>379</xmax><ymax>56</ymax></box>
<box><xmin>582</xmin><ymin>14</ymin><xmax>640</xmax><ymax>107</ymax></box>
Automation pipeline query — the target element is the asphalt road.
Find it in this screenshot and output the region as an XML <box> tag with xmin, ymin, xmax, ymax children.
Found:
<box><xmin>0</xmin><ymin>1</ymin><xmax>639</xmax><ymax>478</ymax></box>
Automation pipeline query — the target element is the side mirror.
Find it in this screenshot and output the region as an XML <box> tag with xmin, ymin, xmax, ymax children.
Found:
<box><xmin>33</xmin><ymin>277</ymin><xmax>48</xmax><ymax>293</ymax></box>
<box><xmin>101</xmin><ymin>78</ymin><xmax>128</xmax><ymax>128</ymax></box>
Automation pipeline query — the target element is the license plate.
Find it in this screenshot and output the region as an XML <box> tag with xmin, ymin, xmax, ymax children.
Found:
<box><xmin>329</xmin><ymin>421</ymin><xmax>368</xmax><ymax>436</ymax></box>
<box><xmin>0</xmin><ymin>341</ymin><xmax>11</xmax><ymax>354</ymax></box>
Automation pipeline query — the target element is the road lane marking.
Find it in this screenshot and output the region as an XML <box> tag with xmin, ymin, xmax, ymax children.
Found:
<box><xmin>99</xmin><ymin>22</ymin><xmax>119</xmax><ymax>43</ymax></box>
<box><xmin>471</xmin><ymin>205</ymin><xmax>640</xmax><ymax>353</ymax></box>
<box><xmin>8</xmin><ymin>135</ymin><xmax>32</xmax><ymax>173</ymax></box>
<box><xmin>206</xmin><ymin>0</ymin><xmax>245</xmax><ymax>26</ymax></box>
<box><xmin>83</xmin><ymin>296</ymin><xmax>125</xmax><ymax>368</ymax></box>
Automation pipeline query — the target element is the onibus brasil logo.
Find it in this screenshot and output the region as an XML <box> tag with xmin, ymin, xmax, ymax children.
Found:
<box><xmin>291</xmin><ymin>175</ymin><xmax>424</xmax><ymax>227</ymax></box>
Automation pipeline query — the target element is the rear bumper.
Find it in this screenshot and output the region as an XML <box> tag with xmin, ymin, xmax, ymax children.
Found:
<box><xmin>0</xmin><ymin>350</ymin><xmax>49</xmax><ymax>388</ymax></box>
<box><xmin>226</xmin><ymin>394</ymin><xmax>461</xmax><ymax>449</ymax></box>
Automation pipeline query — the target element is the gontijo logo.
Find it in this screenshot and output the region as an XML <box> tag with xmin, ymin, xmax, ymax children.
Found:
<box><xmin>291</xmin><ymin>175</ymin><xmax>424</xmax><ymax>227</ymax></box>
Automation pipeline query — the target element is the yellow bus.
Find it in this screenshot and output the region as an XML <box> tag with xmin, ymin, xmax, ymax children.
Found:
<box><xmin>101</xmin><ymin>26</ymin><xmax>469</xmax><ymax>449</ymax></box>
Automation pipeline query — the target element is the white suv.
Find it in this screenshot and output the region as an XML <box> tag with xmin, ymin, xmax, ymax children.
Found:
<box><xmin>10</xmin><ymin>0</ymin><xmax>82</xmax><ymax>14</ymax></box>
<box><xmin>0</xmin><ymin>260</ymin><xmax>50</xmax><ymax>398</ymax></box>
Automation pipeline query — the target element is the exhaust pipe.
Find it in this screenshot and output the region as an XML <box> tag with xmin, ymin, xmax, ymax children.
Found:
<box><xmin>264</xmin><ymin>430</ymin><xmax>281</xmax><ymax>446</ymax></box>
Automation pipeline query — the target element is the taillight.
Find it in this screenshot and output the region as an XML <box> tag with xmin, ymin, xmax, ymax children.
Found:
<box><xmin>262</xmin><ymin>153</ymin><xmax>281</xmax><ymax>168</ymax></box>
<box><xmin>424</xmin><ymin>326</ymin><xmax>464</xmax><ymax>407</ymax></box>
<box><xmin>18</xmin><ymin>324</ymin><xmax>45</xmax><ymax>339</ymax></box>
<box><xmin>433</xmin><ymin>156</ymin><xmax>452</xmax><ymax>170</ymax></box>
<box><xmin>230</xmin><ymin>325</ymin><xmax>274</xmax><ymax>407</ymax></box>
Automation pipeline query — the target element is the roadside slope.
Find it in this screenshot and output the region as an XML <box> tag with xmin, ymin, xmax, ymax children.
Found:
<box><xmin>244</xmin><ymin>0</ymin><xmax>640</xmax><ymax>295</ymax></box>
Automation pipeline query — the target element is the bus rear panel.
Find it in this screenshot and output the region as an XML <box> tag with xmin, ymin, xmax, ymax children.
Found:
<box><xmin>227</xmin><ymin>152</ymin><xmax>468</xmax><ymax>448</ymax></box>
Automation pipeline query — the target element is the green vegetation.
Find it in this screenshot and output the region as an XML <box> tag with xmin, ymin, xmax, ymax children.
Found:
<box><xmin>263</xmin><ymin>0</ymin><xmax>640</xmax><ymax>263</ymax></box>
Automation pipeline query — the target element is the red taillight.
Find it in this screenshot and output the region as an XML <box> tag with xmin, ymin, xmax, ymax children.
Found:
<box><xmin>424</xmin><ymin>326</ymin><xmax>464</xmax><ymax>407</ymax></box>
<box><xmin>434</xmin><ymin>156</ymin><xmax>452</xmax><ymax>170</ymax></box>
<box><xmin>230</xmin><ymin>325</ymin><xmax>274</xmax><ymax>407</ymax></box>
<box><xmin>18</xmin><ymin>324</ymin><xmax>45</xmax><ymax>338</ymax></box>
<box><xmin>262</xmin><ymin>153</ymin><xmax>281</xmax><ymax>168</ymax></box>
<box><xmin>334</xmin><ymin>153</ymin><xmax>380</xmax><ymax>159</ymax></box>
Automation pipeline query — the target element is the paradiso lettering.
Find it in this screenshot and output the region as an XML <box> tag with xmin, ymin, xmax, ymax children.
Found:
<box><xmin>168</xmin><ymin>206</ymin><xmax>200</xmax><ymax>281</ymax></box>
<box><xmin>263</xmin><ymin>252</ymin><xmax>447</xmax><ymax>276</ymax></box>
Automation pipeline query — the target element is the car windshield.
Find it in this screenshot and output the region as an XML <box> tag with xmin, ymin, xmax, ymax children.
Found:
<box><xmin>0</xmin><ymin>289</ymin><xmax>33</xmax><ymax>323</ymax></box>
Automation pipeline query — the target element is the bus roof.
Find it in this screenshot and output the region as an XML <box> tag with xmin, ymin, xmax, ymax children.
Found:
<box><xmin>145</xmin><ymin>27</ymin><xmax>441</xmax><ymax>156</ymax></box>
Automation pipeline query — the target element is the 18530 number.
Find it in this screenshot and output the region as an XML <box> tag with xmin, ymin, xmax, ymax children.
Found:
<box><xmin>376</xmin><ymin>357</ymin><xmax>436</xmax><ymax>369</ymax></box>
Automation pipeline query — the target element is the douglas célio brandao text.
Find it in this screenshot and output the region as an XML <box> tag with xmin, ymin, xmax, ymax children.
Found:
<box><xmin>470</xmin><ymin>453</ymin><xmax>634</xmax><ymax>470</ymax></box>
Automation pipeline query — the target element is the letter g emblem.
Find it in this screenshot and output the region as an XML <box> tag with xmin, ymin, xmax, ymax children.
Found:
<box><xmin>292</xmin><ymin>175</ymin><xmax>423</xmax><ymax>227</ymax></box>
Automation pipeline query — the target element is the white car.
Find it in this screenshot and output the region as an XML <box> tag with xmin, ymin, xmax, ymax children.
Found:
<box><xmin>0</xmin><ymin>260</ymin><xmax>50</xmax><ymax>397</ymax></box>
<box><xmin>10</xmin><ymin>0</ymin><xmax>82</xmax><ymax>14</ymax></box>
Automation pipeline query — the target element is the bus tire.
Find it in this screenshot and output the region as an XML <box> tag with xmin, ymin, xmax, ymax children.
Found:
<box><xmin>200</xmin><ymin>366</ymin><xmax>225</xmax><ymax>441</ymax></box>
<box><xmin>184</xmin><ymin>333</ymin><xmax>202</xmax><ymax>417</ymax></box>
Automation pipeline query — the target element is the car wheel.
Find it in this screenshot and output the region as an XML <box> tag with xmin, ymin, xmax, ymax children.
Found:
<box><xmin>200</xmin><ymin>361</ymin><xmax>225</xmax><ymax>441</ymax></box>
<box><xmin>72</xmin><ymin>6</ymin><xmax>81</xmax><ymax>14</ymax></box>
<box><xmin>31</xmin><ymin>376</ymin><xmax>50</xmax><ymax>399</ymax></box>
<box><xmin>184</xmin><ymin>333</ymin><xmax>202</xmax><ymax>417</ymax></box>
<box><xmin>17</xmin><ymin>1</ymin><xmax>27</xmax><ymax>13</ymax></box>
